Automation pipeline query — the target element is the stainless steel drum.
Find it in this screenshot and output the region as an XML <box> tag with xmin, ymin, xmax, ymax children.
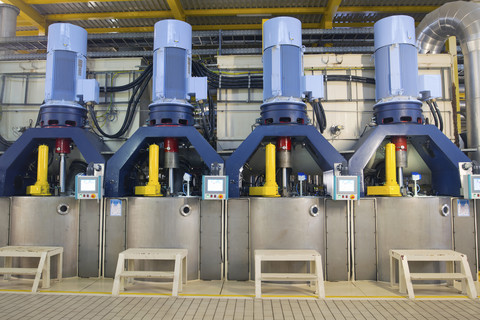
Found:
<box><xmin>249</xmin><ymin>197</ymin><xmax>325</xmax><ymax>279</ymax></box>
<box><xmin>9</xmin><ymin>196</ymin><xmax>79</xmax><ymax>277</ymax></box>
<box><xmin>125</xmin><ymin>197</ymin><xmax>200</xmax><ymax>280</ymax></box>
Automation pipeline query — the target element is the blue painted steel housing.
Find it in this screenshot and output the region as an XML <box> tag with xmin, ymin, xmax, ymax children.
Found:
<box><xmin>226</xmin><ymin>17</ymin><xmax>345</xmax><ymax>197</ymax></box>
<box><xmin>104</xmin><ymin>20</ymin><xmax>220</xmax><ymax>197</ymax></box>
<box><xmin>0</xmin><ymin>24</ymin><xmax>106</xmax><ymax>196</ymax></box>
<box><xmin>348</xmin><ymin>15</ymin><xmax>470</xmax><ymax>196</ymax></box>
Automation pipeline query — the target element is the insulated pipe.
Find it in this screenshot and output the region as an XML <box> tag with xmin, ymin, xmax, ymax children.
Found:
<box><xmin>416</xmin><ymin>1</ymin><xmax>480</xmax><ymax>161</ymax></box>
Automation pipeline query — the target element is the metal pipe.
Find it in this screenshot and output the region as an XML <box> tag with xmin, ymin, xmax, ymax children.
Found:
<box><xmin>397</xmin><ymin>167</ymin><xmax>404</xmax><ymax>190</ymax></box>
<box><xmin>169</xmin><ymin>168</ymin><xmax>174</xmax><ymax>195</ymax></box>
<box><xmin>416</xmin><ymin>1</ymin><xmax>480</xmax><ymax>161</ymax></box>
<box><xmin>59</xmin><ymin>154</ymin><xmax>66</xmax><ymax>194</ymax></box>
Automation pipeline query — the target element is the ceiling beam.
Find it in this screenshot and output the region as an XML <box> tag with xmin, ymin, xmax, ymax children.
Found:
<box><xmin>166</xmin><ymin>0</ymin><xmax>185</xmax><ymax>21</ymax></box>
<box><xmin>25</xmin><ymin>0</ymin><xmax>137</xmax><ymax>3</ymax></box>
<box><xmin>185</xmin><ymin>7</ymin><xmax>326</xmax><ymax>16</ymax></box>
<box><xmin>47</xmin><ymin>11</ymin><xmax>172</xmax><ymax>21</ymax></box>
<box><xmin>3</xmin><ymin>0</ymin><xmax>46</xmax><ymax>34</ymax></box>
<box><xmin>321</xmin><ymin>0</ymin><xmax>342</xmax><ymax>29</ymax></box>
<box><xmin>338</xmin><ymin>6</ymin><xmax>437</xmax><ymax>13</ymax></box>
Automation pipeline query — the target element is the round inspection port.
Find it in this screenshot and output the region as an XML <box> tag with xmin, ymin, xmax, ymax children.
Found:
<box><xmin>57</xmin><ymin>203</ymin><xmax>70</xmax><ymax>215</ymax></box>
<box><xmin>440</xmin><ymin>204</ymin><xmax>450</xmax><ymax>217</ymax></box>
<box><xmin>309</xmin><ymin>204</ymin><xmax>319</xmax><ymax>217</ymax></box>
<box><xmin>180</xmin><ymin>204</ymin><xmax>192</xmax><ymax>217</ymax></box>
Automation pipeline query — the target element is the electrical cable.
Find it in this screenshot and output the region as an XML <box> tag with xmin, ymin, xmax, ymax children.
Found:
<box><xmin>90</xmin><ymin>65</ymin><xmax>152</xmax><ymax>138</ymax></box>
<box><xmin>0</xmin><ymin>134</ymin><xmax>11</xmax><ymax>147</ymax></box>
<box><xmin>432</xmin><ymin>100</ymin><xmax>443</xmax><ymax>132</ymax></box>
<box><xmin>426</xmin><ymin>100</ymin><xmax>439</xmax><ymax>129</ymax></box>
<box><xmin>100</xmin><ymin>65</ymin><xmax>153</xmax><ymax>93</ymax></box>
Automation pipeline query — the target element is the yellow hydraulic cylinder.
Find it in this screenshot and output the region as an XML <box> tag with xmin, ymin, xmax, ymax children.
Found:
<box><xmin>367</xmin><ymin>143</ymin><xmax>401</xmax><ymax>197</ymax></box>
<box><xmin>135</xmin><ymin>144</ymin><xmax>162</xmax><ymax>196</ymax></box>
<box><xmin>249</xmin><ymin>143</ymin><xmax>280</xmax><ymax>197</ymax></box>
<box><xmin>26</xmin><ymin>145</ymin><xmax>51</xmax><ymax>196</ymax></box>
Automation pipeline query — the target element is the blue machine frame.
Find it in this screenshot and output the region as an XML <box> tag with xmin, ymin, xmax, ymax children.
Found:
<box><xmin>226</xmin><ymin>124</ymin><xmax>346</xmax><ymax>197</ymax></box>
<box><xmin>348</xmin><ymin>124</ymin><xmax>470</xmax><ymax>196</ymax></box>
<box><xmin>105</xmin><ymin>126</ymin><xmax>224</xmax><ymax>197</ymax></box>
<box><xmin>0</xmin><ymin>127</ymin><xmax>106</xmax><ymax>196</ymax></box>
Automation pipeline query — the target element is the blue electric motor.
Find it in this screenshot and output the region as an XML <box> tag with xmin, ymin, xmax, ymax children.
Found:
<box><xmin>40</xmin><ymin>23</ymin><xmax>99</xmax><ymax>128</ymax></box>
<box><xmin>261</xmin><ymin>17</ymin><xmax>323</xmax><ymax>125</ymax></box>
<box><xmin>148</xmin><ymin>19</ymin><xmax>207</xmax><ymax>126</ymax></box>
<box><xmin>373</xmin><ymin>15</ymin><xmax>423</xmax><ymax>125</ymax></box>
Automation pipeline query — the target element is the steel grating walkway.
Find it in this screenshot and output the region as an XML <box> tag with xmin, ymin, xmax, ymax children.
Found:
<box><xmin>1</xmin><ymin>293</ymin><xmax>480</xmax><ymax>319</ymax></box>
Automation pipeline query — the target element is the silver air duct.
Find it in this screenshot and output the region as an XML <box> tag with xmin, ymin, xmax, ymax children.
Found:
<box><xmin>0</xmin><ymin>4</ymin><xmax>19</xmax><ymax>37</ymax></box>
<box><xmin>416</xmin><ymin>1</ymin><xmax>480</xmax><ymax>161</ymax></box>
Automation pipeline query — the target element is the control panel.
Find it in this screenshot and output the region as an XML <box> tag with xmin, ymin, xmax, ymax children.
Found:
<box><xmin>462</xmin><ymin>174</ymin><xmax>480</xmax><ymax>199</ymax></box>
<box><xmin>75</xmin><ymin>175</ymin><xmax>102</xmax><ymax>200</ymax></box>
<box><xmin>202</xmin><ymin>175</ymin><xmax>228</xmax><ymax>200</ymax></box>
<box><xmin>333</xmin><ymin>175</ymin><xmax>360</xmax><ymax>200</ymax></box>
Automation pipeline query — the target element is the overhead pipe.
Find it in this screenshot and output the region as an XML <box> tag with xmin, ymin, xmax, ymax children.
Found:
<box><xmin>416</xmin><ymin>1</ymin><xmax>480</xmax><ymax>162</ymax></box>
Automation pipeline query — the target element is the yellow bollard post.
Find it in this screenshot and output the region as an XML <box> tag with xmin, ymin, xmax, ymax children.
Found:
<box><xmin>26</xmin><ymin>145</ymin><xmax>51</xmax><ymax>196</ymax></box>
<box><xmin>249</xmin><ymin>143</ymin><xmax>280</xmax><ymax>197</ymax></box>
<box><xmin>367</xmin><ymin>143</ymin><xmax>401</xmax><ymax>197</ymax></box>
<box><xmin>135</xmin><ymin>144</ymin><xmax>162</xmax><ymax>196</ymax></box>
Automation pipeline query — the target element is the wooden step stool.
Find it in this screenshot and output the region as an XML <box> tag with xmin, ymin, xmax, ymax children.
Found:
<box><xmin>390</xmin><ymin>249</ymin><xmax>477</xmax><ymax>299</ymax></box>
<box><xmin>255</xmin><ymin>249</ymin><xmax>325</xmax><ymax>299</ymax></box>
<box><xmin>112</xmin><ymin>248</ymin><xmax>187</xmax><ymax>297</ymax></box>
<box><xmin>0</xmin><ymin>246</ymin><xmax>63</xmax><ymax>293</ymax></box>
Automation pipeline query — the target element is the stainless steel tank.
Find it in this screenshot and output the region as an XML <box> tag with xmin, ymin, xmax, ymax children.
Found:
<box><xmin>9</xmin><ymin>196</ymin><xmax>79</xmax><ymax>277</ymax></box>
<box><xmin>249</xmin><ymin>197</ymin><xmax>325</xmax><ymax>279</ymax></box>
<box><xmin>123</xmin><ymin>197</ymin><xmax>200</xmax><ymax>280</ymax></box>
<box><xmin>0</xmin><ymin>198</ymin><xmax>10</xmax><ymax>267</ymax></box>
<box><xmin>374</xmin><ymin>197</ymin><xmax>454</xmax><ymax>281</ymax></box>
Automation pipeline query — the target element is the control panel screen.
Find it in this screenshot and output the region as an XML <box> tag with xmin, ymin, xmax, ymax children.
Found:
<box><xmin>338</xmin><ymin>179</ymin><xmax>355</xmax><ymax>193</ymax></box>
<box><xmin>80</xmin><ymin>179</ymin><xmax>97</xmax><ymax>192</ymax></box>
<box><xmin>207</xmin><ymin>179</ymin><xmax>224</xmax><ymax>192</ymax></box>
<box><xmin>473</xmin><ymin>177</ymin><xmax>480</xmax><ymax>192</ymax></box>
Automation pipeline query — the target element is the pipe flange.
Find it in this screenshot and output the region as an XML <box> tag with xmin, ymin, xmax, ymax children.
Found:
<box><xmin>309</xmin><ymin>204</ymin><xmax>320</xmax><ymax>217</ymax></box>
<box><xmin>180</xmin><ymin>204</ymin><xmax>192</xmax><ymax>217</ymax></box>
<box><xmin>440</xmin><ymin>204</ymin><xmax>450</xmax><ymax>217</ymax></box>
<box><xmin>57</xmin><ymin>203</ymin><xmax>70</xmax><ymax>215</ymax></box>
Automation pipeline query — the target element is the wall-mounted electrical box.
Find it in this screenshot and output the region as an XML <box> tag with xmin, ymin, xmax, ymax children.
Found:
<box><xmin>202</xmin><ymin>175</ymin><xmax>228</xmax><ymax>200</ymax></box>
<box><xmin>333</xmin><ymin>175</ymin><xmax>360</xmax><ymax>200</ymax></box>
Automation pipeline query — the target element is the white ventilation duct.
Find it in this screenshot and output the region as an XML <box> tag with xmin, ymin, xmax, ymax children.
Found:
<box><xmin>417</xmin><ymin>1</ymin><xmax>480</xmax><ymax>161</ymax></box>
<box><xmin>0</xmin><ymin>4</ymin><xmax>19</xmax><ymax>37</ymax></box>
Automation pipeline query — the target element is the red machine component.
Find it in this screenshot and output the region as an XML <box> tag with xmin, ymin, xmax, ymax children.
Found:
<box><xmin>277</xmin><ymin>136</ymin><xmax>292</xmax><ymax>151</ymax></box>
<box><xmin>55</xmin><ymin>138</ymin><xmax>71</xmax><ymax>154</ymax></box>
<box><xmin>164</xmin><ymin>138</ymin><xmax>179</xmax><ymax>153</ymax></box>
<box><xmin>391</xmin><ymin>136</ymin><xmax>407</xmax><ymax>152</ymax></box>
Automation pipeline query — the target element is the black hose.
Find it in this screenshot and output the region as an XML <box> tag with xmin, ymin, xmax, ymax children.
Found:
<box><xmin>318</xmin><ymin>101</ymin><xmax>327</xmax><ymax>133</ymax></box>
<box><xmin>0</xmin><ymin>134</ymin><xmax>11</xmax><ymax>147</ymax></box>
<box><xmin>426</xmin><ymin>100</ymin><xmax>439</xmax><ymax>129</ymax></box>
<box><xmin>432</xmin><ymin>100</ymin><xmax>443</xmax><ymax>132</ymax></box>
<box><xmin>100</xmin><ymin>65</ymin><xmax>153</xmax><ymax>93</ymax></box>
<box><xmin>90</xmin><ymin>66</ymin><xmax>152</xmax><ymax>138</ymax></box>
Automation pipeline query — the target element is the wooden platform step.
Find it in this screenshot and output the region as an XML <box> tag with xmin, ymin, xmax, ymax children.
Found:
<box><xmin>409</xmin><ymin>273</ymin><xmax>466</xmax><ymax>281</ymax></box>
<box><xmin>119</xmin><ymin>271</ymin><xmax>175</xmax><ymax>278</ymax></box>
<box><xmin>0</xmin><ymin>268</ymin><xmax>38</xmax><ymax>275</ymax></box>
<box><xmin>260</xmin><ymin>273</ymin><xmax>318</xmax><ymax>281</ymax></box>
